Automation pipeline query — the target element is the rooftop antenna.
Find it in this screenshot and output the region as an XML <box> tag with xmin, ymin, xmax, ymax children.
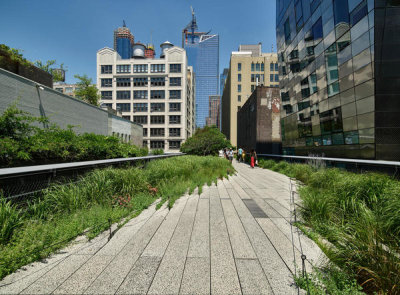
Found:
<box><xmin>123</xmin><ymin>20</ymin><xmax>126</xmax><ymax>27</ymax></box>
<box><xmin>271</xmin><ymin>43</ymin><xmax>274</xmax><ymax>52</ymax></box>
<box><xmin>190</xmin><ymin>6</ymin><xmax>197</xmax><ymax>44</ymax></box>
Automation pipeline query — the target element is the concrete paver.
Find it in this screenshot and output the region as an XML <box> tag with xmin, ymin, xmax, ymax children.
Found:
<box><xmin>0</xmin><ymin>160</ymin><xmax>325</xmax><ymax>295</ymax></box>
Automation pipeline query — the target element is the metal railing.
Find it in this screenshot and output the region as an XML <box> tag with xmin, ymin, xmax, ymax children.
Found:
<box><xmin>0</xmin><ymin>153</ymin><xmax>184</xmax><ymax>201</ymax></box>
<box><xmin>258</xmin><ymin>153</ymin><xmax>400</xmax><ymax>176</ymax></box>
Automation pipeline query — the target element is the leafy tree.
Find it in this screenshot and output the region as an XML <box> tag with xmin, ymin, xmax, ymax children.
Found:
<box><xmin>180</xmin><ymin>126</ymin><xmax>232</xmax><ymax>156</ymax></box>
<box><xmin>34</xmin><ymin>60</ymin><xmax>66</xmax><ymax>82</ymax></box>
<box><xmin>0</xmin><ymin>44</ymin><xmax>32</xmax><ymax>66</ymax></box>
<box><xmin>74</xmin><ymin>74</ymin><xmax>100</xmax><ymax>106</ymax></box>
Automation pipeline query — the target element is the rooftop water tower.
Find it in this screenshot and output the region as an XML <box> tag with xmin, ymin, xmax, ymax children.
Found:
<box><xmin>160</xmin><ymin>41</ymin><xmax>174</xmax><ymax>58</ymax></box>
<box><xmin>132</xmin><ymin>43</ymin><xmax>146</xmax><ymax>58</ymax></box>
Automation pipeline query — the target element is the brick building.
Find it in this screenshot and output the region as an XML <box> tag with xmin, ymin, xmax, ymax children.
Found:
<box><xmin>237</xmin><ymin>86</ymin><xmax>281</xmax><ymax>154</ymax></box>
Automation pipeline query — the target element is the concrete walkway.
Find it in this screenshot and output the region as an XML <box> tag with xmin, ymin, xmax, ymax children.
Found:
<box><xmin>0</xmin><ymin>161</ymin><xmax>325</xmax><ymax>295</ymax></box>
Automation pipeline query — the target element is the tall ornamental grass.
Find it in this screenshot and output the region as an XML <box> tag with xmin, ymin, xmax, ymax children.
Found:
<box><xmin>0</xmin><ymin>155</ymin><xmax>233</xmax><ymax>279</ymax></box>
<box><xmin>258</xmin><ymin>159</ymin><xmax>400</xmax><ymax>294</ymax></box>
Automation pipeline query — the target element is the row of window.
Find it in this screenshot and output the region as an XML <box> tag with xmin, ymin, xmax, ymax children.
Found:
<box><xmin>142</xmin><ymin>128</ymin><xmax>181</xmax><ymax>137</ymax></box>
<box><xmin>144</xmin><ymin>140</ymin><xmax>181</xmax><ymax>149</ymax></box>
<box><xmin>112</xmin><ymin>103</ymin><xmax>183</xmax><ymax>115</ymax></box>
<box><xmin>101</xmin><ymin>77</ymin><xmax>181</xmax><ymax>87</ymax></box>
<box><xmin>236</xmin><ymin>63</ymin><xmax>279</xmax><ymax>72</ymax></box>
<box><xmin>100</xmin><ymin>64</ymin><xmax>182</xmax><ymax>74</ymax></box>
<box><xmin>101</xmin><ymin>90</ymin><xmax>182</xmax><ymax>100</ymax></box>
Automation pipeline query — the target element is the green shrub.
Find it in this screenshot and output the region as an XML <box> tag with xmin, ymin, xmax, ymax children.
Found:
<box><xmin>152</xmin><ymin>149</ymin><xmax>164</xmax><ymax>155</ymax></box>
<box><xmin>0</xmin><ymin>104</ymin><xmax>147</xmax><ymax>167</ymax></box>
<box><xmin>258</xmin><ymin>160</ymin><xmax>400</xmax><ymax>294</ymax></box>
<box><xmin>0</xmin><ymin>197</ymin><xmax>23</xmax><ymax>243</ymax></box>
<box><xmin>180</xmin><ymin>126</ymin><xmax>232</xmax><ymax>156</ymax></box>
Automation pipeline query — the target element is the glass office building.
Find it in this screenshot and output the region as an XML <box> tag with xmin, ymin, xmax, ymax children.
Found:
<box><xmin>276</xmin><ymin>0</ymin><xmax>400</xmax><ymax>160</ymax></box>
<box><xmin>185</xmin><ymin>34</ymin><xmax>219</xmax><ymax>128</ymax></box>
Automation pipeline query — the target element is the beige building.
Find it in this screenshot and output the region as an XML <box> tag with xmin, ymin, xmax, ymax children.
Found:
<box><xmin>53</xmin><ymin>83</ymin><xmax>80</xmax><ymax>98</ymax></box>
<box><xmin>97</xmin><ymin>43</ymin><xmax>196</xmax><ymax>153</ymax></box>
<box><xmin>221</xmin><ymin>44</ymin><xmax>278</xmax><ymax>147</ymax></box>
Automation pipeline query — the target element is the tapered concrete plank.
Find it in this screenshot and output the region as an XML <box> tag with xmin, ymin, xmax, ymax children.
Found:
<box><xmin>179</xmin><ymin>257</ymin><xmax>210</xmax><ymax>295</ymax></box>
<box><xmin>116</xmin><ymin>256</ymin><xmax>161</xmax><ymax>295</ymax></box>
<box><xmin>75</xmin><ymin>231</ymin><xmax>109</xmax><ymax>255</ymax></box>
<box><xmin>200</xmin><ymin>185</ymin><xmax>210</xmax><ymax>199</ymax></box>
<box><xmin>270</xmin><ymin>218</ymin><xmax>326</xmax><ymax>266</ymax></box>
<box><xmin>222</xmin><ymin>177</ymin><xmax>233</xmax><ymax>189</ymax></box>
<box><xmin>217</xmin><ymin>180</ymin><xmax>230</xmax><ymax>199</ymax></box>
<box><xmin>264</xmin><ymin>199</ymin><xmax>291</xmax><ymax>217</ymax></box>
<box><xmin>240</xmin><ymin>217</ymin><xmax>296</xmax><ymax>294</ymax></box>
<box><xmin>147</xmin><ymin>196</ymin><xmax>198</xmax><ymax>295</ymax></box>
<box><xmin>95</xmin><ymin>219</ymin><xmax>146</xmax><ymax>256</ymax></box>
<box><xmin>257</xmin><ymin>218</ymin><xmax>303</xmax><ymax>273</ymax></box>
<box><xmin>141</xmin><ymin>194</ymin><xmax>188</xmax><ymax>257</ymax></box>
<box><xmin>187</xmin><ymin>198</ymin><xmax>209</xmax><ymax>258</ymax></box>
<box><xmin>246</xmin><ymin>193</ymin><xmax>282</xmax><ymax>218</ymax></box>
<box><xmin>226</xmin><ymin>188</ymin><xmax>253</xmax><ymax>219</ymax></box>
<box><xmin>53</xmin><ymin>255</ymin><xmax>114</xmax><ymax>294</ymax></box>
<box><xmin>84</xmin><ymin>207</ymin><xmax>168</xmax><ymax>294</ymax></box>
<box><xmin>221</xmin><ymin>199</ymin><xmax>256</xmax><ymax>259</ymax></box>
<box><xmin>21</xmin><ymin>254</ymin><xmax>92</xmax><ymax>294</ymax></box>
<box><xmin>209</xmin><ymin>192</ymin><xmax>241</xmax><ymax>295</ymax></box>
<box><xmin>236</xmin><ymin>259</ymin><xmax>273</xmax><ymax>295</ymax></box>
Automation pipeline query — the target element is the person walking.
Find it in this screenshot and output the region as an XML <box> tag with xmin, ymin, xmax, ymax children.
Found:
<box><xmin>250</xmin><ymin>149</ymin><xmax>257</xmax><ymax>168</ymax></box>
<box><xmin>242</xmin><ymin>149</ymin><xmax>246</xmax><ymax>163</ymax></box>
<box><xmin>238</xmin><ymin>147</ymin><xmax>243</xmax><ymax>162</ymax></box>
<box><xmin>228</xmin><ymin>148</ymin><xmax>234</xmax><ymax>163</ymax></box>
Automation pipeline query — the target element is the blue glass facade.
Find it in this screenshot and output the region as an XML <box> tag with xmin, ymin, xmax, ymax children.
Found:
<box><xmin>116</xmin><ymin>38</ymin><xmax>132</xmax><ymax>59</ymax></box>
<box><xmin>185</xmin><ymin>35</ymin><xmax>219</xmax><ymax>128</ymax></box>
<box><xmin>276</xmin><ymin>0</ymin><xmax>400</xmax><ymax>160</ymax></box>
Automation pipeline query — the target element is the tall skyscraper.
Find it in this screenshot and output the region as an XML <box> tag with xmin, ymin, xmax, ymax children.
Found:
<box><xmin>220</xmin><ymin>68</ymin><xmax>228</xmax><ymax>95</ymax></box>
<box><xmin>114</xmin><ymin>21</ymin><xmax>134</xmax><ymax>59</ymax></box>
<box><xmin>183</xmin><ymin>8</ymin><xmax>219</xmax><ymax>128</ymax></box>
<box><xmin>276</xmin><ymin>0</ymin><xmax>400</xmax><ymax>160</ymax></box>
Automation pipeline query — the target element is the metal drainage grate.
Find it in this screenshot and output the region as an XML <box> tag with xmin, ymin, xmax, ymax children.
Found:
<box><xmin>242</xmin><ymin>199</ymin><xmax>268</xmax><ymax>218</ymax></box>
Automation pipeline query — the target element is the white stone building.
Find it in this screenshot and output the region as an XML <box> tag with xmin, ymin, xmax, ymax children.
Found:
<box><xmin>97</xmin><ymin>43</ymin><xmax>196</xmax><ymax>152</ymax></box>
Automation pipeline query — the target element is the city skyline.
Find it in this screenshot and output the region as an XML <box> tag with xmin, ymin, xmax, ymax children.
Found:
<box><xmin>0</xmin><ymin>0</ymin><xmax>276</xmax><ymax>84</ymax></box>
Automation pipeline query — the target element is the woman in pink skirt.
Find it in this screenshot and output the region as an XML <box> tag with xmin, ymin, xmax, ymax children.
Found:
<box><xmin>250</xmin><ymin>149</ymin><xmax>257</xmax><ymax>168</ymax></box>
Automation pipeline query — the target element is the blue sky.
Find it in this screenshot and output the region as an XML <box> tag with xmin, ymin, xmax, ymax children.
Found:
<box><xmin>0</xmin><ymin>0</ymin><xmax>276</xmax><ymax>83</ymax></box>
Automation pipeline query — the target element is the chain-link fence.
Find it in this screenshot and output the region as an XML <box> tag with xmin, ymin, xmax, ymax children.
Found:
<box><xmin>0</xmin><ymin>153</ymin><xmax>184</xmax><ymax>204</ymax></box>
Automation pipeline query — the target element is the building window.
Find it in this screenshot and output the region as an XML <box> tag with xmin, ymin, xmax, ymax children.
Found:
<box><xmin>170</xmin><ymin>64</ymin><xmax>181</xmax><ymax>73</ymax></box>
<box><xmin>238</xmin><ymin>95</ymin><xmax>241</xmax><ymax>102</ymax></box>
<box><xmin>150</xmin><ymin>77</ymin><xmax>165</xmax><ymax>86</ymax></box>
<box><xmin>133</xmin><ymin>90</ymin><xmax>148</xmax><ymax>99</ymax></box>
<box><xmin>238</xmin><ymin>84</ymin><xmax>241</xmax><ymax>92</ymax></box>
<box><xmin>256</xmin><ymin>63</ymin><xmax>260</xmax><ymax>71</ymax></box>
<box><xmin>169</xmin><ymin>128</ymin><xmax>181</xmax><ymax>137</ymax></box>
<box><xmin>169</xmin><ymin>141</ymin><xmax>181</xmax><ymax>149</ymax></box>
<box><xmin>169</xmin><ymin>103</ymin><xmax>181</xmax><ymax>112</ymax></box>
<box><xmin>150</xmin><ymin>115</ymin><xmax>165</xmax><ymax>124</ymax></box>
<box><xmin>251</xmin><ymin>63</ymin><xmax>255</xmax><ymax>71</ymax></box>
<box><xmin>116</xmin><ymin>65</ymin><xmax>130</xmax><ymax>73</ymax></box>
<box><xmin>133</xmin><ymin>77</ymin><xmax>148</xmax><ymax>87</ymax></box>
<box><xmin>169</xmin><ymin>115</ymin><xmax>181</xmax><ymax>124</ymax></box>
<box><xmin>55</xmin><ymin>88</ymin><xmax>63</xmax><ymax>93</ymax></box>
<box><xmin>116</xmin><ymin>78</ymin><xmax>131</xmax><ymax>87</ymax></box>
<box><xmin>238</xmin><ymin>74</ymin><xmax>241</xmax><ymax>82</ymax></box>
<box><xmin>169</xmin><ymin>77</ymin><xmax>181</xmax><ymax>86</ymax></box>
<box><xmin>116</xmin><ymin>91</ymin><xmax>131</xmax><ymax>99</ymax></box>
<box><xmin>116</xmin><ymin>103</ymin><xmax>130</xmax><ymax>112</ymax></box>
<box><xmin>133</xmin><ymin>64</ymin><xmax>148</xmax><ymax>73</ymax></box>
<box><xmin>284</xmin><ymin>17</ymin><xmax>291</xmax><ymax>42</ymax></box>
<box><xmin>133</xmin><ymin>103</ymin><xmax>148</xmax><ymax>112</ymax></box>
<box><xmin>151</xmin><ymin>64</ymin><xmax>165</xmax><ymax>73</ymax></box>
<box><xmin>350</xmin><ymin>0</ymin><xmax>367</xmax><ymax>26</ymax></box>
<box><xmin>143</xmin><ymin>140</ymin><xmax>148</xmax><ymax>146</ymax></box>
<box><xmin>101</xmin><ymin>91</ymin><xmax>112</xmax><ymax>100</ymax></box>
<box><xmin>151</xmin><ymin>103</ymin><xmax>165</xmax><ymax>112</ymax></box>
<box><xmin>143</xmin><ymin>128</ymin><xmax>148</xmax><ymax>137</ymax></box>
<box><xmin>238</xmin><ymin>63</ymin><xmax>242</xmax><ymax>71</ymax></box>
<box><xmin>122</xmin><ymin>115</ymin><xmax>131</xmax><ymax>121</ymax></box>
<box><xmin>101</xmin><ymin>65</ymin><xmax>112</xmax><ymax>74</ymax></box>
<box><xmin>133</xmin><ymin>116</ymin><xmax>147</xmax><ymax>124</ymax></box>
<box><xmin>251</xmin><ymin>85</ymin><xmax>255</xmax><ymax>92</ymax></box>
<box><xmin>275</xmin><ymin>63</ymin><xmax>279</xmax><ymax>71</ymax></box>
<box><xmin>103</xmin><ymin>103</ymin><xmax>112</xmax><ymax>108</ymax></box>
<box><xmin>270</xmin><ymin>63</ymin><xmax>274</xmax><ymax>71</ymax></box>
<box><xmin>150</xmin><ymin>128</ymin><xmax>165</xmax><ymax>137</ymax></box>
<box><xmin>169</xmin><ymin>90</ymin><xmax>181</xmax><ymax>99</ymax></box>
<box><xmin>275</xmin><ymin>74</ymin><xmax>279</xmax><ymax>82</ymax></box>
<box><xmin>312</xmin><ymin>18</ymin><xmax>323</xmax><ymax>41</ymax></box>
<box><xmin>150</xmin><ymin>141</ymin><xmax>164</xmax><ymax>149</ymax></box>
<box><xmin>65</xmin><ymin>87</ymin><xmax>73</xmax><ymax>93</ymax></box>
<box><xmin>101</xmin><ymin>78</ymin><xmax>112</xmax><ymax>87</ymax></box>
<box><xmin>270</xmin><ymin>74</ymin><xmax>274</xmax><ymax>82</ymax></box>
<box><xmin>150</xmin><ymin>90</ymin><xmax>165</xmax><ymax>99</ymax></box>
<box><xmin>261</xmin><ymin>63</ymin><xmax>264</xmax><ymax>71</ymax></box>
